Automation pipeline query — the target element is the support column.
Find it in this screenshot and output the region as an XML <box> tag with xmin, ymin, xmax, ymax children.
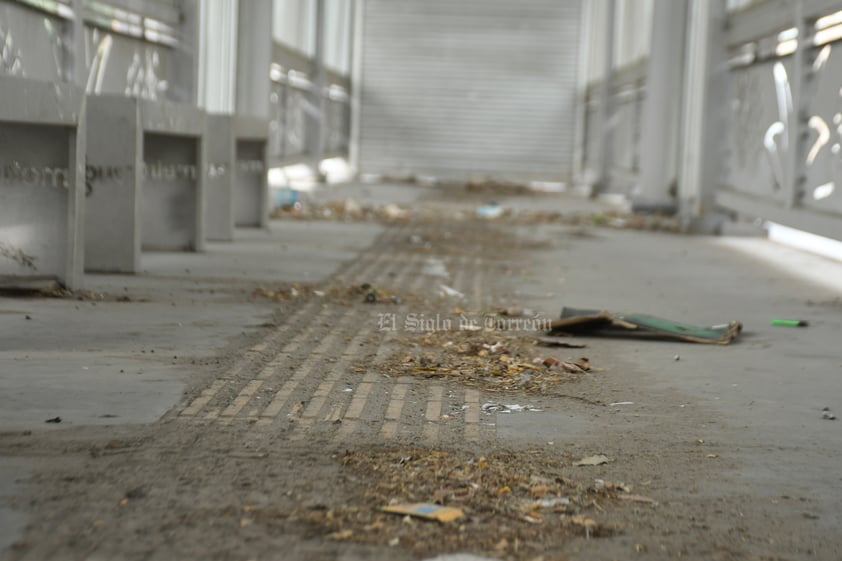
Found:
<box><xmin>635</xmin><ymin>0</ymin><xmax>688</xmax><ymax>210</ymax></box>
<box><xmin>593</xmin><ymin>0</ymin><xmax>616</xmax><ymax>195</ymax></box>
<box><xmin>784</xmin><ymin>1</ymin><xmax>807</xmax><ymax>210</ymax></box>
<box><xmin>349</xmin><ymin>0</ymin><xmax>364</xmax><ymax>173</ymax></box>
<box><xmin>572</xmin><ymin>0</ymin><xmax>593</xmax><ymax>182</ymax></box>
<box><xmin>236</xmin><ymin>0</ymin><xmax>273</xmax><ymax>118</ymax></box>
<box><xmin>677</xmin><ymin>0</ymin><xmax>729</xmax><ymax>231</ymax></box>
<box><xmin>309</xmin><ymin>0</ymin><xmax>326</xmax><ymax>180</ymax></box>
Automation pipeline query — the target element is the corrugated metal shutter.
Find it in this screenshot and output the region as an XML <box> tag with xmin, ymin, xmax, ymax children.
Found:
<box><xmin>358</xmin><ymin>0</ymin><xmax>583</xmax><ymax>182</ymax></box>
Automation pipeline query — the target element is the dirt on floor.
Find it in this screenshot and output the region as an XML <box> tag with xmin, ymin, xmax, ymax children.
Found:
<box><xmin>0</xmin><ymin>187</ymin><xmax>834</xmax><ymax>561</ymax></box>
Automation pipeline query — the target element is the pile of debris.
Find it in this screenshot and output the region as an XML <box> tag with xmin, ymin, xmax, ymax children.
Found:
<box><xmin>386</xmin><ymin>324</ymin><xmax>597</xmax><ymax>394</ymax></box>
<box><xmin>271</xmin><ymin>195</ymin><xmax>681</xmax><ymax>231</ymax></box>
<box><xmin>250</xmin><ymin>282</ymin><xmax>407</xmax><ymax>306</ymax></box>
<box><xmin>271</xmin><ymin>199</ymin><xmax>417</xmax><ymax>222</ymax></box>
<box><xmin>290</xmin><ymin>447</ymin><xmax>643</xmax><ymax>559</ymax></box>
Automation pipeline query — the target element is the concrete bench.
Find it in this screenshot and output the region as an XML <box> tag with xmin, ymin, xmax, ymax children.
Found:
<box><xmin>201</xmin><ymin>114</ymin><xmax>269</xmax><ymax>242</ymax></box>
<box><xmin>84</xmin><ymin>96</ymin><xmax>207</xmax><ymax>273</ymax></box>
<box><xmin>233</xmin><ymin>115</ymin><xmax>270</xmax><ymax>230</ymax></box>
<box><xmin>0</xmin><ymin>77</ymin><xmax>86</xmax><ymax>289</ymax></box>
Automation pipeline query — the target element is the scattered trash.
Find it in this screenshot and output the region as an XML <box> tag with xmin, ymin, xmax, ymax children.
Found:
<box><xmin>309</xmin><ymin>448</ymin><xmax>629</xmax><ymax>556</ymax></box>
<box><xmin>673</xmin><ymin>354</ymin><xmax>681</xmax><ymax>361</ymax></box>
<box><xmin>536</xmin><ymin>336</ymin><xmax>587</xmax><ymax>349</ymax></box>
<box><xmin>549</xmin><ymin>307</ymin><xmax>742</xmax><ymax>345</ymax></box>
<box><xmin>476</xmin><ymin>202</ymin><xmax>504</xmax><ymax>219</ymax></box>
<box><xmin>44</xmin><ymin>417</ymin><xmax>61</xmax><ymax>424</ymax></box>
<box><xmin>822</xmin><ymin>407</ymin><xmax>836</xmax><ymax>420</ymax></box>
<box><xmin>771</xmin><ymin>319</ymin><xmax>809</xmax><ymax>327</ymax></box>
<box><xmin>575</xmin><ymin>455</ymin><xmax>609</xmax><ymax>467</ymax></box>
<box><xmin>438</xmin><ymin>285</ymin><xmax>465</xmax><ymax>299</ymax></box>
<box><xmin>481</xmin><ymin>403</ymin><xmax>543</xmax><ymax>414</ymax></box>
<box><xmin>609</xmin><ymin>401</ymin><xmax>634</xmax><ymax>406</ymax></box>
<box><xmin>381</xmin><ymin>503</ymin><xmax>464</xmax><ymax>523</ymax></box>
<box><xmin>275</xmin><ymin>188</ymin><xmax>300</xmax><ymax>210</ymax></box>
<box><xmin>706</xmin><ymin>454</ymin><xmax>719</xmax><ymax>459</ymax></box>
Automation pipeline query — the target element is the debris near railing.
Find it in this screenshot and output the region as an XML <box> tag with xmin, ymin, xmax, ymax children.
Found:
<box><xmin>271</xmin><ymin>195</ymin><xmax>682</xmax><ymax>231</ymax></box>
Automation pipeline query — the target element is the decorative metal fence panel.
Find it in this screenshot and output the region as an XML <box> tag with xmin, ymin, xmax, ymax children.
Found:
<box><xmin>801</xmin><ymin>41</ymin><xmax>842</xmax><ymax>214</ymax></box>
<box><xmin>583</xmin><ymin>65</ymin><xmax>646</xmax><ymax>194</ymax></box>
<box><xmin>268</xmin><ymin>42</ymin><xmax>351</xmax><ymax>165</ymax></box>
<box><xmin>727</xmin><ymin>58</ymin><xmax>795</xmax><ymax>202</ymax></box>
<box><xmin>717</xmin><ymin>0</ymin><xmax>842</xmax><ymax>240</ymax></box>
<box><xmin>0</xmin><ymin>1</ymin><xmax>72</xmax><ymax>82</ymax></box>
<box><xmin>1</xmin><ymin>0</ymin><xmax>189</xmax><ymax>101</ymax></box>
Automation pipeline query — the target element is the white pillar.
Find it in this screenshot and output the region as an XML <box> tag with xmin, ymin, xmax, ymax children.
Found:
<box><xmin>309</xmin><ymin>0</ymin><xmax>327</xmax><ymax>179</ymax></box>
<box><xmin>594</xmin><ymin>0</ymin><xmax>616</xmax><ymax>194</ymax></box>
<box><xmin>635</xmin><ymin>0</ymin><xmax>687</xmax><ymax>210</ymax></box>
<box><xmin>677</xmin><ymin>0</ymin><xmax>729</xmax><ymax>231</ymax></box>
<box><xmin>236</xmin><ymin>0</ymin><xmax>273</xmax><ymax>118</ymax></box>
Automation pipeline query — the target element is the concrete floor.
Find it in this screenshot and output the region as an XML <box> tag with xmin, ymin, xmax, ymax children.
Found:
<box><xmin>0</xmin><ymin>215</ymin><xmax>388</xmax><ymax>552</ymax></box>
<box><xmin>1</xmin><ymin>181</ymin><xmax>841</xmax><ymax>557</ymax></box>
<box><xmin>497</xmin><ymin>222</ymin><xmax>842</xmax><ymax>534</ymax></box>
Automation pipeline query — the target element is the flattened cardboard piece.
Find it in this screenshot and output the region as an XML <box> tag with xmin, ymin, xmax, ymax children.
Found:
<box><xmin>549</xmin><ymin>307</ymin><xmax>741</xmax><ymax>345</ymax></box>
<box><xmin>381</xmin><ymin>502</ymin><xmax>465</xmax><ymax>522</ymax></box>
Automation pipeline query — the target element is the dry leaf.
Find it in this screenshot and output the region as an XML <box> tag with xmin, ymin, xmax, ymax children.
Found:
<box><xmin>575</xmin><ymin>455</ymin><xmax>609</xmax><ymax>467</ymax></box>
<box><xmin>569</xmin><ymin>515</ymin><xmax>597</xmax><ymax>529</ymax></box>
<box><xmin>561</xmin><ymin>361</ymin><xmax>586</xmax><ymax>373</ymax></box>
<box><xmin>327</xmin><ymin>529</ymin><xmax>354</xmax><ymax>540</ymax></box>
<box><xmin>530</xmin><ymin>485</ymin><xmax>551</xmax><ymax>498</ymax></box>
<box><xmin>618</xmin><ymin>494</ymin><xmax>658</xmax><ymax>505</ymax></box>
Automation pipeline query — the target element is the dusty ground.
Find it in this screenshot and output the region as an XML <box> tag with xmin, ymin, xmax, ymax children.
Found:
<box><xmin>0</xmin><ymin>186</ymin><xmax>838</xmax><ymax>561</ymax></box>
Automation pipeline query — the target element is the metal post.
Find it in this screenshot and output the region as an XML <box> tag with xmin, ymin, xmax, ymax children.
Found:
<box><xmin>69</xmin><ymin>0</ymin><xmax>85</xmax><ymax>86</ymax></box>
<box><xmin>785</xmin><ymin>0</ymin><xmax>807</xmax><ymax>210</ymax></box>
<box><xmin>309</xmin><ymin>0</ymin><xmax>326</xmax><ymax>180</ymax></box>
<box><xmin>635</xmin><ymin>0</ymin><xmax>688</xmax><ymax>211</ymax></box>
<box><xmin>594</xmin><ymin>0</ymin><xmax>616</xmax><ymax>196</ymax></box>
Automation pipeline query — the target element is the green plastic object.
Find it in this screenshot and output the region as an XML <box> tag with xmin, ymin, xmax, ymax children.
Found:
<box><xmin>771</xmin><ymin>319</ymin><xmax>808</xmax><ymax>327</ymax></box>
